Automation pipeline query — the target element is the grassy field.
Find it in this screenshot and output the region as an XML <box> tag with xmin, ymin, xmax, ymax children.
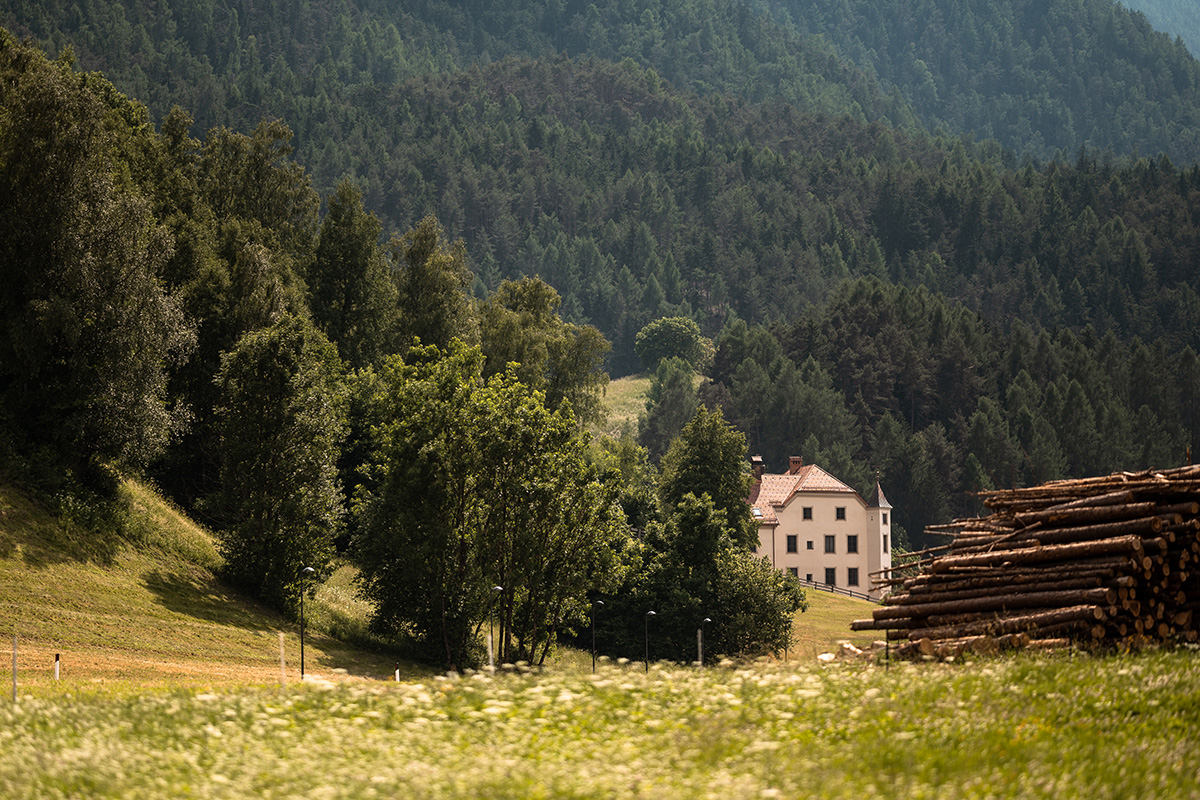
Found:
<box><xmin>3</xmin><ymin>482</ymin><xmax>1200</xmax><ymax>797</ymax></box>
<box><xmin>3</xmin><ymin>649</ymin><xmax>1198</xmax><ymax>798</ymax></box>
<box><xmin>598</xmin><ymin>373</ymin><xmax>652</xmax><ymax>438</ymax></box>
<box><xmin>0</xmin><ymin>481</ymin><xmax>405</xmax><ymax>686</ymax></box>
<box><xmin>791</xmin><ymin>588</ymin><xmax>880</xmax><ymax>659</ymax></box>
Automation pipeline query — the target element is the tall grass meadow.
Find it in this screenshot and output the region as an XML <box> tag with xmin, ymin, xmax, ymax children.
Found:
<box><xmin>2</xmin><ymin>648</ymin><xmax>1198</xmax><ymax>799</ymax></box>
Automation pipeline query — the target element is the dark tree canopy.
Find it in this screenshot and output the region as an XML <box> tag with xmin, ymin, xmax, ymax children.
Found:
<box><xmin>210</xmin><ymin>315</ymin><xmax>346</xmax><ymax>613</ymax></box>
<box><xmin>0</xmin><ymin>31</ymin><xmax>193</xmax><ymax>488</ymax></box>
<box><xmin>309</xmin><ymin>180</ymin><xmax>397</xmax><ymax>370</ymax></box>
<box><xmin>658</xmin><ymin>405</ymin><xmax>756</xmax><ymax>549</ymax></box>
<box><xmin>392</xmin><ymin>215</ymin><xmax>477</xmax><ymax>351</ymax></box>
<box><xmin>478</xmin><ymin>276</ymin><xmax>610</xmax><ymax>426</ymax></box>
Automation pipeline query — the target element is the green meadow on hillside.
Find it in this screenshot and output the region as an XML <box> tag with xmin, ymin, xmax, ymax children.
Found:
<box><xmin>0</xmin><ymin>481</ymin><xmax>403</xmax><ymax>687</ymax></box>
<box><xmin>598</xmin><ymin>374</ymin><xmax>653</xmax><ymax>439</ymax></box>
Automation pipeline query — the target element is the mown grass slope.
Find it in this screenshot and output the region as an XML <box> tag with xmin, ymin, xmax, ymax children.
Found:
<box><xmin>0</xmin><ymin>480</ymin><xmax>403</xmax><ymax>688</ymax></box>
<box><xmin>0</xmin><ymin>475</ymin><xmax>876</xmax><ymax>690</ymax></box>
<box><xmin>791</xmin><ymin>588</ymin><xmax>881</xmax><ymax>659</ymax></box>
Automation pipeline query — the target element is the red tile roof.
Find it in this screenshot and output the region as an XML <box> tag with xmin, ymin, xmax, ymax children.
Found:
<box><xmin>749</xmin><ymin>463</ymin><xmax>859</xmax><ymax>525</ymax></box>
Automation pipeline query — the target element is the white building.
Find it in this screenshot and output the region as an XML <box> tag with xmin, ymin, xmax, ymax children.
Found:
<box><xmin>748</xmin><ymin>456</ymin><xmax>892</xmax><ymax>600</ymax></box>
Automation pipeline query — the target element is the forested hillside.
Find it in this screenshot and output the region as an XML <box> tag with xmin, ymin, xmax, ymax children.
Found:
<box><xmin>4</xmin><ymin>0</ymin><xmax>1200</xmax><ymax>642</ymax></box>
<box><xmin>778</xmin><ymin>0</ymin><xmax>1200</xmax><ymax>161</ymax></box>
<box><xmin>7</xmin><ymin>0</ymin><xmax>1200</xmax><ymax>175</ymax></box>
<box><xmin>0</xmin><ymin>0</ymin><xmax>912</xmax><ymax>182</ymax></box>
<box><xmin>6</xmin><ymin>1</ymin><xmax>1200</xmax><ymax>367</ymax></box>
<box><xmin>1121</xmin><ymin>0</ymin><xmax>1200</xmax><ymax>56</ymax></box>
<box><xmin>0</xmin><ymin>32</ymin><xmax>802</xmax><ymax>667</ymax></box>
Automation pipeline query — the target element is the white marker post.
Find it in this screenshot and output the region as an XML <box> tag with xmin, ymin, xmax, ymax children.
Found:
<box><xmin>54</xmin><ymin>653</ymin><xmax>60</xmax><ymax>681</ymax></box>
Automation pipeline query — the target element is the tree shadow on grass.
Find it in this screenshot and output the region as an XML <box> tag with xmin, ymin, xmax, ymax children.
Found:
<box><xmin>0</xmin><ymin>514</ymin><xmax>124</xmax><ymax>569</ymax></box>
<box><xmin>0</xmin><ymin>483</ymin><xmax>136</xmax><ymax>568</ymax></box>
<box><xmin>143</xmin><ymin>569</ymin><xmax>278</xmax><ymax>632</ymax></box>
<box><xmin>143</xmin><ymin>570</ymin><xmax>413</xmax><ymax>682</ymax></box>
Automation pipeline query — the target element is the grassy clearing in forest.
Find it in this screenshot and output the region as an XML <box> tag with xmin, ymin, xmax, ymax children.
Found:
<box><xmin>3</xmin><ymin>649</ymin><xmax>1199</xmax><ymax>799</ymax></box>
<box><xmin>599</xmin><ymin>374</ymin><xmax>652</xmax><ymax>438</ymax></box>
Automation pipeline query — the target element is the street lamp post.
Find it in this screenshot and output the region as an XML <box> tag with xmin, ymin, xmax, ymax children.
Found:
<box><xmin>591</xmin><ymin>600</ymin><xmax>604</xmax><ymax>672</ymax></box>
<box><xmin>489</xmin><ymin>585</ymin><xmax>503</xmax><ymax>671</ymax></box>
<box><xmin>644</xmin><ymin>610</ymin><xmax>656</xmax><ymax>673</ymax></box>
<box><xmin>300</xmin><ymin>566</ymin><xmax>315</xmax><ymax>679</ymax></box>
<box><xmin>698</xmin><ymin>617</ymin><xmax>712</xmax><ymax>666</ymax></box>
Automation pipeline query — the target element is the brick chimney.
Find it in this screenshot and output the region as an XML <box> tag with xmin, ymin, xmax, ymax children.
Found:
<box><xmin>751</xmin><ymin>455</ymin><xmax>765</xmax><ymax>482</ymax></box>
<box><xmin>787</xmin><ymin>456</ymin><xmax>803</xmax><ymax>474</ymax></box>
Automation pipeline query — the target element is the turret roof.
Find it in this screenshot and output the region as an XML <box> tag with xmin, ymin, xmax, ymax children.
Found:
<box><xmin>867</xmin><ymin>480</ymin><xmax>892</xmax><ymax>509</ymax></box>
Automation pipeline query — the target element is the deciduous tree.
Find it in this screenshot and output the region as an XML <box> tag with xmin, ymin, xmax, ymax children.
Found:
<box><xmin>0</xmin><ymin>34</ymin><xmax>194</xmax><ymax>489</ymax></box>
<box><xmin>478</xmin><ymin>276</ymin><xmax>610</xmax><ymax>426</ymax></box>
<box><xmin>354</xmin><ymin>341</ymin><xmax>626</xmax><ymax>669</ymax></box>
<box><xmin>210</xmin><ymin>315</ymin><xmax>346</xmax><ymax>613</ymax></box>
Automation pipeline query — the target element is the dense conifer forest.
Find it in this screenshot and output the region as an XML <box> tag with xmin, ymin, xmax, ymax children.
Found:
<box><xmin>3</xmin><ymin>0</ymin><xmax>1200</xmax><ymax>661</ymax></box>
<box><xmin>1121</xmin><ymin>0</ymin><xmax>1200</xmax><ymax>57</ymax></box>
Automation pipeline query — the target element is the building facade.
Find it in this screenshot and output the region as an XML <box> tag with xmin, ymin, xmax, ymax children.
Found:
<box><xmin>748</xmin><ymin>456</ymin><xmax>892</xmax><ymax>600</ymax></box>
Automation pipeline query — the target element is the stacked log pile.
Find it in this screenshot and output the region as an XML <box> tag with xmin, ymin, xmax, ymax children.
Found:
<box><xmin>852</xmin><ymin>465</ymin><xmax>1200</xmax><ymax>659</ymax></box>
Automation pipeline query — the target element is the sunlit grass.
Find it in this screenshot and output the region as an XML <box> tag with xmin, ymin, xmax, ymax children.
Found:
<box><xmin>2</xmin><ymin>649</ymin><xmax>1198</xmax><ymax>799</ymax></box>
<box><xmin>3</xmin><ymin>480</ymin><xmax>1199</xmax><ymax>797</ymax></box>
<box><xmin>597</xmin><ymin>373</ymin><xmax>652</xmax><ymax>439</ymax></box>
<box><xmin>0</xmin><ymin>480</ymin><xmax>403</xmax><ymax>687</ymax></box>
<box><xmin>790</xmin><ymin>588</ymin><xmax>881</xmax><ymax>659</ymax></box>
